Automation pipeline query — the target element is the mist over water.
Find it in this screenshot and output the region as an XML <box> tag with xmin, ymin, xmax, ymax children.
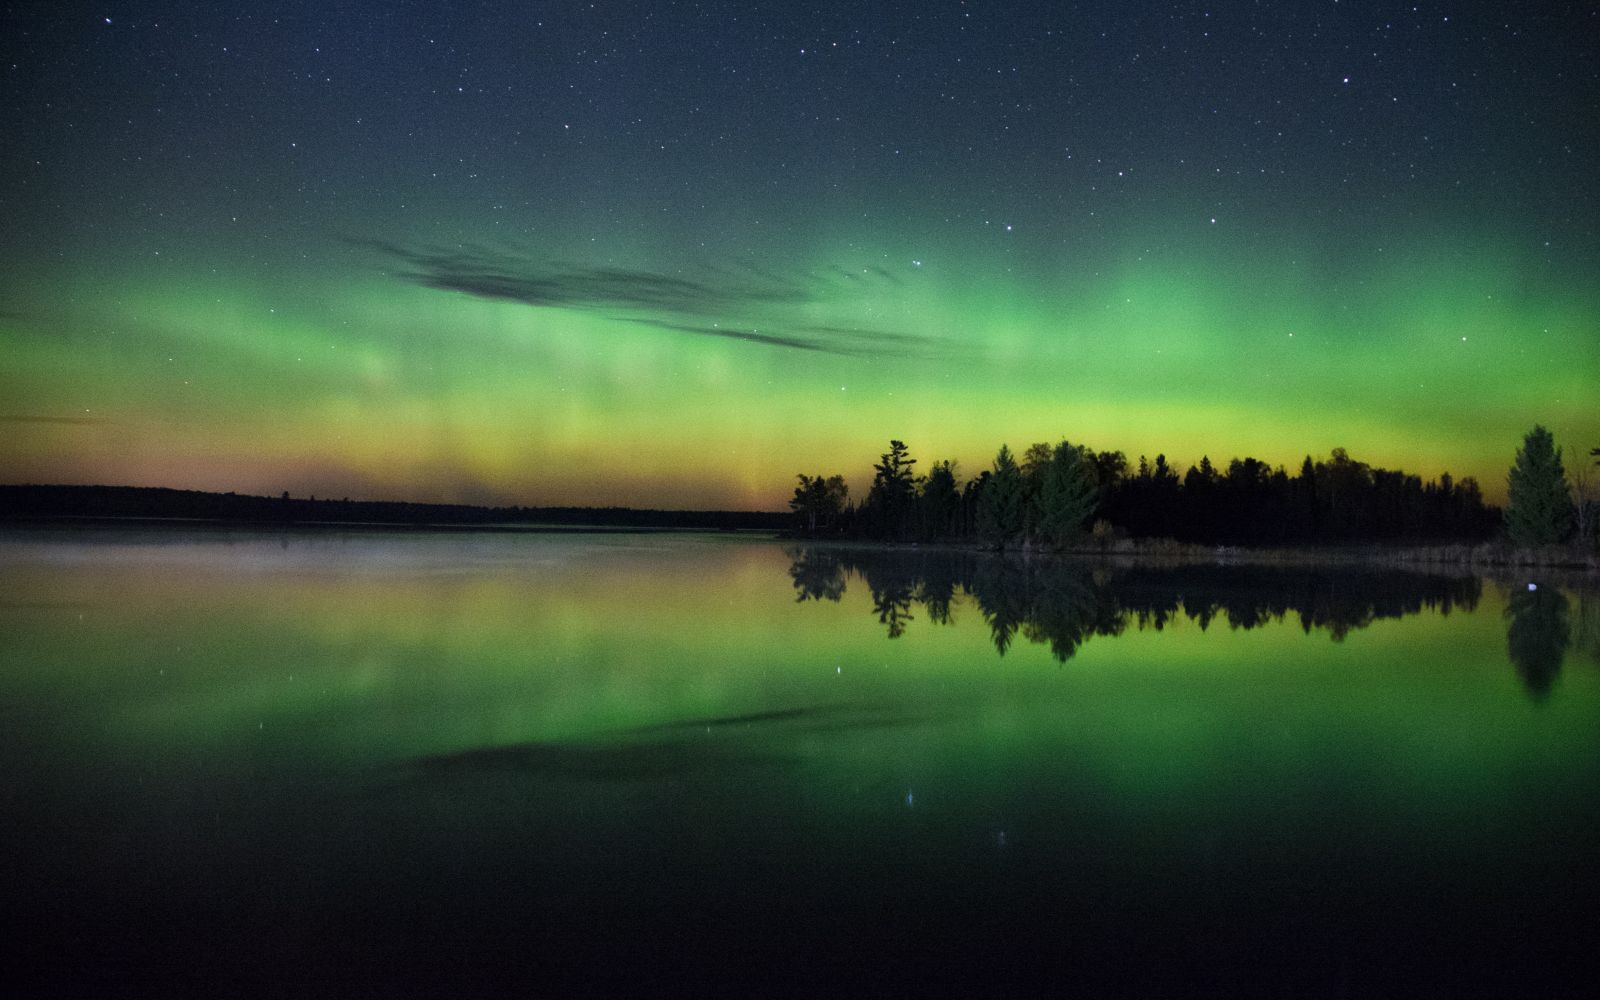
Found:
<box><xmin>3</xmin><ymin>529</ymin><xmax>1597</xmax><ymax>995</ymax></box>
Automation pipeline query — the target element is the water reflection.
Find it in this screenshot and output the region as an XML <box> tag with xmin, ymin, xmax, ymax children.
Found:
<box><xmin>403</xmin><ymin>704</ymin><xmax>930</xmax><ymax>784</ymax></box>
<box><xmin>5</xmin><ymin>531</ymin><xmax>1599</xmax><ymax>995</ymax></box>
<box><xmin>1505</xmin><ymin>585</ymin><xmax>1570</xmax><ymax>699</ymax></box>
<box><xmin>1578</xmin><ymin>590</ymin><xmax>1600</xmax><ymax>667</ymax></box>
<box><xmin>788</xmin><ymin>546</ymin><xmax>1600</xmax><ymax>700</ymax></box>
<box><xmin>789</xmin><ymin>546</ymin><xmax>1483</xmax><ymax>658</ymax></box>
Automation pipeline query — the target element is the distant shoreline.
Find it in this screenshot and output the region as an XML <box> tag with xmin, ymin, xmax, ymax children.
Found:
<box><xmin>0</xmin><ymin>515</ymin><xmax>780</xmax><ymax>536</ymax></box>
<box><xmin>0</xmin><ymin>484</ymin><xmax>788</xmax><ymax>532</ymax></box>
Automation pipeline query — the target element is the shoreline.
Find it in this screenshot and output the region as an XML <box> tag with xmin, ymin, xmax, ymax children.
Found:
<box><xmin>0</xmin><ymin>515</ymin><xmax>779</xmax><ymax>537</ymax></box>
<box><xmin>779</xmin><ymin>534</ymin><xmax>1600</xmax><ymax>575</ymax></box>
<box><xmin>4</xmin><ymin>515</ymin><xmax>1595</xmax><ymax>576</ymax></box>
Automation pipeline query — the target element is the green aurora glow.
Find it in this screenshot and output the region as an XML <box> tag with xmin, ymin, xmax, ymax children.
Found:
<box><xmin>2</xmin><ymin>4</ymin><xmax>1596</xmax><ymax>508</ymax></box>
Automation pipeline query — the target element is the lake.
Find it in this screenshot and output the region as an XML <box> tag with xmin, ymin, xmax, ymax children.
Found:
<box><xmin>3</xmin><ymin>528</ymin><xmax>1597</xmax><ymax>996</ymax></box>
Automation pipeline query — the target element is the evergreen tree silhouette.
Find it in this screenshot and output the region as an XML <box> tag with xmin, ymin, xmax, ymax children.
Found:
<box><xmin>976</xmin><ymin>445</ymin><xmax>1025</xmax><ymax>547</ymax></box>
<box><xmin>1506</xmin><ymin>425</ymin><xmax>1572</xmax><ymax>546</ymax></box>
<box><xmin>1037</xmin><ymin>441</ymin><xmax>1098</xmax><ymax>548</ymax></box>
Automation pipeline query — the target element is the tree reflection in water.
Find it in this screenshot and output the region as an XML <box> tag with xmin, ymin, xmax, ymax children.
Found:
<box><xmin>1570</xmin><ymin>588</ymin><xmax>1600</xmax><ymax>669</ymax></box>
<box><xmin>787</xmin><ymin>545</ymin><xmax>1505</xmax><ymax>667</ymax></box>
<box><xmin>1505</xmin><ymin>584</ymin><xmax>1570</xmax><ymax>700</ymax></box>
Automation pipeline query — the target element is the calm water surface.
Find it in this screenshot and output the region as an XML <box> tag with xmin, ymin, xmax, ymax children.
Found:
<box><xmin>3</xmin><ymin>528</ymin><xmax>1597</xmax><ymax>995</ymax></box>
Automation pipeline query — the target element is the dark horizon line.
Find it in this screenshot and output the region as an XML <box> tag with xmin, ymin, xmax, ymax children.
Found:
<box><xmin>0</xmin><ymin>484</ymin><xmax>790</xmax><ymax>528</ymax></box>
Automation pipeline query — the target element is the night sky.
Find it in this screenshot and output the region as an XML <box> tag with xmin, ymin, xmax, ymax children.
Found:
<box><xmin>3</xmin><ymin>1</ymin><xmax>1596</xmax><ymax>509</ymax></box>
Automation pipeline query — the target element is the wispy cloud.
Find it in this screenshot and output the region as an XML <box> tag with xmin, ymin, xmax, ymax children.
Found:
<box><xmin>800</xmin><ymin>325</ymin><xmax>931</xmax><ymax>347</ymax></box>
<box><xmin>617</xmin><ymin>318</ymin><xmax>835</xmax><ymax>353</ymax></box>
<box><xmin>350</xmin><ymin>238</ymin><xmax>811</xmax><ymax>313</ymax></box>
<box><xmin>349</xmin><ymin>237</ymin><xmax>943</xmax><ymax>358</ymax></box>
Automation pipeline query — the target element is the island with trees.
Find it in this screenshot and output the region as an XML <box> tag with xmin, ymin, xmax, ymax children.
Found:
<box><xmin>791</xmin><ymin>427</ymin><xmax>1599</xmax><ymax>567</ymax></box>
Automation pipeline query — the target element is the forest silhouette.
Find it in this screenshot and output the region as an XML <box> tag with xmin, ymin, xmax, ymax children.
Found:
<box><xmin>794</xmin><ymin>439</ymin><xmax>1501</xmax><ymax>547</ymax></box>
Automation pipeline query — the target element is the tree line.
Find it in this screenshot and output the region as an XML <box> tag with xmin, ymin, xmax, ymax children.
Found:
<box><xmin>789</xmin><ymin>432</ymin><xmax>1597</xmax><ymax>548</ymax></box>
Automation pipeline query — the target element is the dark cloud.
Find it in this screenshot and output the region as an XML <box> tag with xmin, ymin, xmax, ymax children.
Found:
<box><xmin>350</xmin><ymin>237</ymin><xmax>939</xmax><ymax>357</ymax></box>
<box><xmin>350</xmin><ymin>238</ymin><xmax>813</xmax><ymax>313</ymax></box>
<box><xmin>617</xmin><ymin>318</ymin><xmax>835</xmax><ymax>353</ymax></box>
<box><xmin>619</xmin><ymin>319</ymin><xmax>951</xmax><ymax>359</ymax></box>
<box><xmin>800</xmin><ymin>325</ymin><xmax>930</xmax><ymax>346</ymax></box>
<box><xmin>1</xmin><ymin>414</ymin><xmax>109</xmax><ymax>425</ymax></box>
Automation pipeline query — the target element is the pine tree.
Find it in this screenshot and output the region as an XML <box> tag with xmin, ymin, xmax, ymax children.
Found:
<box><xmin>867</xmin><ymin>440</ymin><xmax>918</xmax><ymax>538</ymax></box>
<box><xmin>920</xmin><ymin>460</ymin><xmax>961</xmax><ymax>539</ymax></box>
<box><xmin>1037</xmin><ymin>441</ymin><xmax>1098</xmax><ymax>548</ymax></box>
<box><xmin>1505</xmin><ymin>425</ymin><xmax>1572</xmax><ymax>546</ymax></box>
<box><xmin>976</xmin><ymin>445</ymin><xmax>1024</xmax><ymax>547</ymax></box>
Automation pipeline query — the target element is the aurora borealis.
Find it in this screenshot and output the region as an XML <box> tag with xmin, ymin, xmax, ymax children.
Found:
<box><xmin>2</xmin><ymin>2</ymin><xmax>1596</xmax><ymax>509</ymax></box>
